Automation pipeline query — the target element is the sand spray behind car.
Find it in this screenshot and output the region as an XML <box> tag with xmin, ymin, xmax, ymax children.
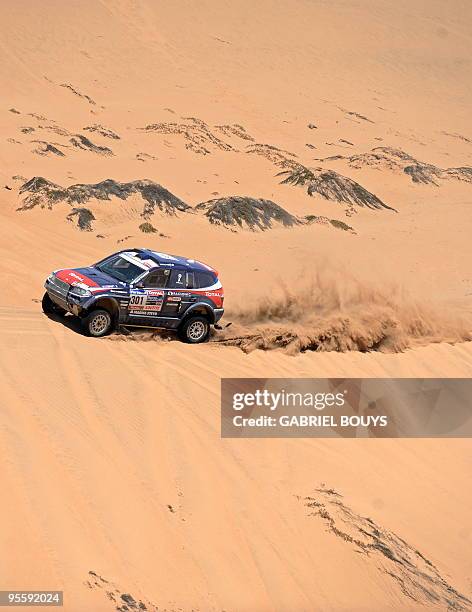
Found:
<box><xmin>220</xmin><ymin>268</ymin><xmax>472</xmax><ymax>354</ymax></box>
<box><xmin>108</xmin><ymin>268</ymin><xmax>472</xmax><ymax>354</ymax></box>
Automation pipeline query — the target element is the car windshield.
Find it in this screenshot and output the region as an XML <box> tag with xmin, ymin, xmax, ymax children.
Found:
<box><xmin>96</xmin><ymin>255</ymin><xmax>144</xmax><ymax>283</ymax></box>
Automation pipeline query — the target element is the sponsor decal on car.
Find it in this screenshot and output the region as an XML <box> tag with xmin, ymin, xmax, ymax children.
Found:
<box><xmin>129</xmin><ymin>310</ymin><xmax>161</xmax><ymax>317</ymax></box>
<box><xmin>167</xmin><ymin>291</ymin><xmax>191</xmax><ymax>297</ymax></box>
<box><xmin>128</xmin><ymin>292</ymin><xmax>163</xmax><ymax>313</ymax></box>
<box><xmin>56</xmin><ymin>269</ymin><xmax>99</xmax><ymax>287</ymax></box>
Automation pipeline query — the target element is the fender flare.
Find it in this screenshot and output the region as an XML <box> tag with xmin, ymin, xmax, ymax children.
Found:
<box><xmin>181</xmin><ymin>302</ymin><xmax>215</xmax><ymax>324</ymax></box>
<box><xmin>83</xmin><ymin>295</ymin><xmax>121</xmax><ymax>321</ymax></box>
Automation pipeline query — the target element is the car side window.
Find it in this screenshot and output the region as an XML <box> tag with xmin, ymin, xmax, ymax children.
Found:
<box><xmin>196</xmin><ymin>272</ymin><xmax>216</xmax><ymax>288</ymax></box>
<box><xmin>169</xmin><ymin>270</ymin><xmax>186</xmax><ymax>288</ymax></box>
<box><xmin>144</xmin><ymin>269</ymin><xmax>170</xmax><ymax>288</ymax></box>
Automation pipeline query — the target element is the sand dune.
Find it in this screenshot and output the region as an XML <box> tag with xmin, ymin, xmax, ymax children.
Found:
<box><xmin>1</xmin><ymin>0</ymin><xmax>471</xmax><ymax>610</ymax></box>
<box><xmin>1</xmin><ymin>305</ymin><xmax>472</xmax><ymax>610</ymax></box>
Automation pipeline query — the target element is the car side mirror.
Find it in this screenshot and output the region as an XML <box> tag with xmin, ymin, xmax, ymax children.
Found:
<box><xmin>133</xmin><ymin>281</ymin><xmax>145</xmax><ymax>288</ymax></box>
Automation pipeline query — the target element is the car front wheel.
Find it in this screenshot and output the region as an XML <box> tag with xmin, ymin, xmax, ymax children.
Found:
<box><xmin>82</xmin><ymin>309</ymin><xmax>113</xmax><ymax>337</ymax></box>
<box><xmin>179</xmin><ymin>315</ymin><xmax>210</xmax><ymax>344</ymax></box>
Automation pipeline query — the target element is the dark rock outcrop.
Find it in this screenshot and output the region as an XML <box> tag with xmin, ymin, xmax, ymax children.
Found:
<box><xmin>136</xmin><ymin>153</ymin><xmax>157</xmax><ymax>162</ymax></box>
<box><xmin>404</xmin><ymin>163</ymin><xmax>472</xmax><ymax>185</ymax></box>
<box><xmin>278</xmin><ymin>164</ymin><xmax>395</xmax><ymax>211</ymax></box>
<box><xmin>339</xmin><ymin>107</ymin><xmax>374</xmax><ymax>123</ymax></box>
<box><xmin>318</xmin><ymin>147</ymin><xmax>417</xmax><ymax>172</ymax></box>
<box><xmin>66</xmin><ymin>207</ymin><xmax>95</xmax><ymax>231</ymax></box>
<box><xmin>302</xmin><ymin>488</ymin><xmax>471</xmax><ymax>611</ymax></box>
<box><xmin>138</xmin><ymin>222</ymin><xmax>157</xmax><ymax>233</ymax></box>
<box><xmin>31</xmin><ymin>141</ymin><xmax>65</xmax><ymax>157</ymax></box>
<box><xmin>215</xmin><ymin>123</ymin><xmax>255</xmax><ymax>142</ymax></box>
<box><xmin>18</xmin><ymin>177</ymin><xmax>190</xmax><ymax>218</ymax></box>
<box><xmin>319</xmin><ymin>146</ymin><xmax>472</xmax><ymax>186</ymax></box>
<box><xmin>442</xmin><ymin>131</ymin><xmax>472</xmax><ymax>144</ymax></box>
<box><xmin>195</xmin><ymin>196</ymin><xmax>301</xmax><ymax>231</ymax></box>
<box><xmin>70</xmin><ymin>134</ymin><xmax>113</xmax><ymax>156</ymax></box>
<box><xmin>246</xmin><ymin>143</ymin><xmax>298</xmax><ymax>166</ymax></box>
<box><xmin>442</xmin><ymin>166</ymin><xmax>472</xmax><ymax>182</ymax></box>
<box><xmin>85</xmin><ymin>571</ymin><xmax>157</xmax><ymax>612</ymax></box>
<box><xmin>28</xmin><ymin>113</ymin><xmax>47</xmax><ymax>121</ymax></box>
<box><xmin>19</xmin><ymin>177</ymin><xmax>65</xmax><ymax>209</ymax></box>
<box><xmin>403</xmin><ymin>164</ymin><xmax>439</xmax><ymax>185</ymax></box>
<box><xmin>141</xmin><ymin>117</ymin><xmax>233</xmax><ymax>154</ymax></box>
<box><xmin>39</xmin><ymin>124</ymin><xmax>71</xmax><ymax>137</ymax></box>
<box><xmin>246</xmin><ymin>143</ymin><xmax>391</xmax><ymax>210</ymax></box>
<box><xmin>60</xmin><ymin>83</ymin><xmax>95</xmax><ymax>105</ymax></box>
<box><xmin>84</xmin><ymin>124</ymin><xmax>120</xmax><ymax>140</ymax></box>
<box><xmin>305</xmin><ymin>215</ymin><xmax>355</xmax><ymax>233</ymax></box>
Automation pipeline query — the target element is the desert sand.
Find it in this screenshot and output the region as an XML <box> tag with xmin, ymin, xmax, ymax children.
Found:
<box><xmin>0</xmin><ymin>1</ymin><xmax>471</xmax><ymax>610</ymax></box>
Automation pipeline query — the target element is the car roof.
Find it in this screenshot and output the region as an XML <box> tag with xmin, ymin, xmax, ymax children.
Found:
<box><xmin>123</xmin><ymin>248</ymin><xmax>217</xmax><ymax>274</ymax></box>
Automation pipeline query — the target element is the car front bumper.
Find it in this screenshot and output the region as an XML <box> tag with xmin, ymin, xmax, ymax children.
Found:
<box><xmin>44</xmin><ymin>277</ymin><xmax>90</xmax><ymax>315</ymax></box>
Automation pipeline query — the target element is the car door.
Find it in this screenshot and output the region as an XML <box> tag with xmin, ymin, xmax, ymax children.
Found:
<box><xmin>159</xmin><ymin>268</ymin><xmax>194</xmax><ymax>317</ymax></box>
<box><xmin>126</xmin><ymin>268</ymin><xmax>170</xmax><ymax>326</ymax></box>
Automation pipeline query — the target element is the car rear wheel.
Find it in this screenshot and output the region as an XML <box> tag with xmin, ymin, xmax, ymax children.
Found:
<box><xmin>82</xmin><ymin>309</ymin><xmax>113</xmax><ymax>337</ymax></box>
<box><xmin>179</xmin><ymin>315</ymin><xmax>210</xmax><ymax>344</ymax></box>
<box><xmin>42</xmin><ymin>291</ymin><xmax>66</xmax><ymax>316</ymax></box>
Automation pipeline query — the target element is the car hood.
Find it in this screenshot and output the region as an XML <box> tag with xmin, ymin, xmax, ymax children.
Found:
<box><xmin>55</xmin><ymin>266</ymin><xmax>124</xmax><ymax>289</ymax></box>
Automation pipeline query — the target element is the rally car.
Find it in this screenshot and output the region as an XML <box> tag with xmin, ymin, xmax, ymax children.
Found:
<box><xmin>42</xmin><ymin>248</ymin><xmax>224</xmax><ymax>343</ymax></box>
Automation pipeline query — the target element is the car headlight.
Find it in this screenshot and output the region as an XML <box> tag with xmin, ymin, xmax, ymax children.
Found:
<box><xmin>71</xmin><ymin>286</ymin><xmax>91</xmax><ymax>297</ymax></box>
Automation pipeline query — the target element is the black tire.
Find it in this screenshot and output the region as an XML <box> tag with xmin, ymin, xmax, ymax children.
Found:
<box><xmin>81</xmin><ymin>309</ymin><xmax>113</xmax><ymax>337</ymax></box>
<box><xmin>179</xmin><ymin>315</ymin><xmax>210</xmax><ymax>344</ymax></box>
<box><xmin>42</xmin><ymin>291</ymin><xmax>66</xmax><ymax>316</ymax></box>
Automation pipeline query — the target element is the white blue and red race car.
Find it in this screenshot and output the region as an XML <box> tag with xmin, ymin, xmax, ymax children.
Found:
<box><xmin>42</xmin><ymin>248</ymin><xmax>224</xmax><ymax>343</ymax></box>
